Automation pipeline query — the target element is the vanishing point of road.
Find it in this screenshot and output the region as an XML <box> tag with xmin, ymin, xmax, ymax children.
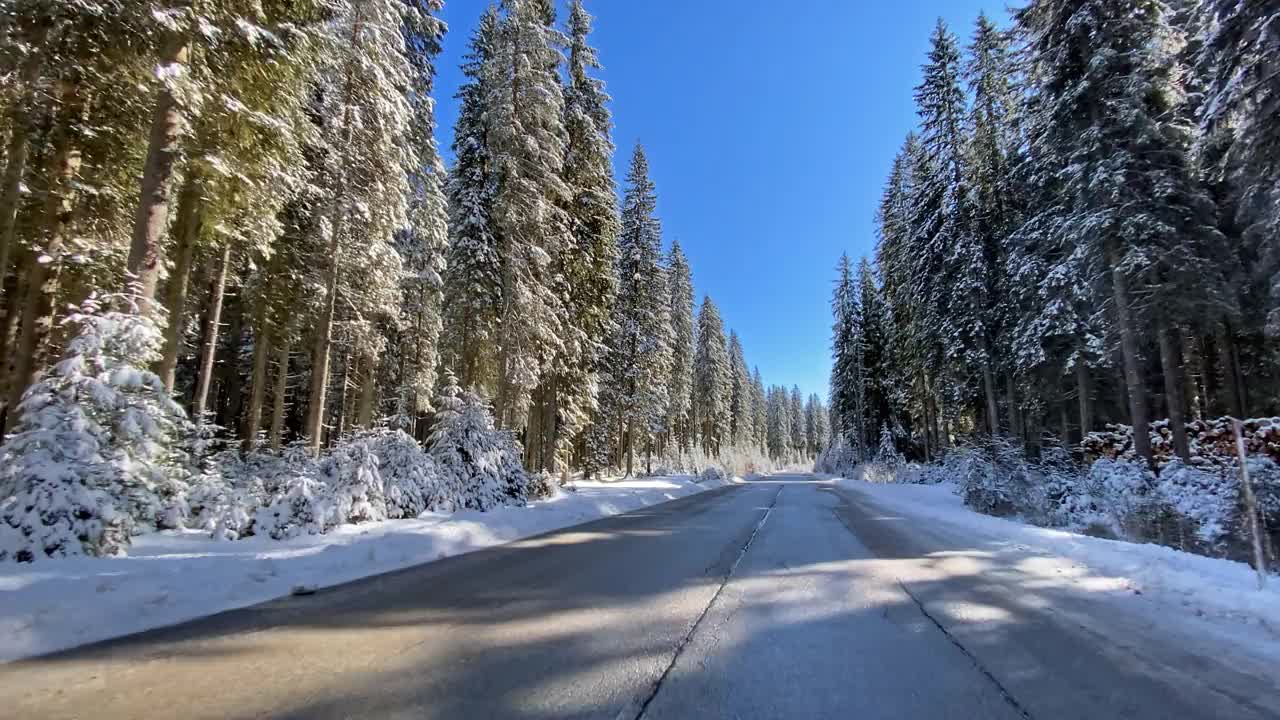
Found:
<box><xmin>1</xmin><ymin>475</ymin><xmax>1276</xmax><ymax>719</ymax></box>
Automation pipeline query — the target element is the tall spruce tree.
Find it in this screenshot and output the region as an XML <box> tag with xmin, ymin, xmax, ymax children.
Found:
<box><xmin>599</xmin><ymin>144</ymin><xmax>671</xmax><ymax>474</ymax></box>
<box><xmin>1017</xmin><ymin>0</ymin><xmax>1224</xmax><ymax>465</ymax></box>
<box><xmin>665</xmin><ymin>239</ymin><xmax>695</xmax><ymax>450</ymax></box>
<box><xmin>487</xmin><ymin>0</ymin><xmax>571</xmax><ymax>431</ymax></box>
<box><xmin>693</xmin><ymin>295</ymin><xmax>730</xmax><ymax>454</ymax></box>
<box><xmin>442</xmin><ymin>6</ymin><xmax>502</xmax><ymax>393</ymax></box>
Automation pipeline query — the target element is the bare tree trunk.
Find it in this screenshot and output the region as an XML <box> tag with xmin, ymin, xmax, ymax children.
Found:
<box><xmin>270</xmin><ymin>342</ymin><xmax>290</xmax><ymax>451</ymax></box>
<box><xmin>304</xmin><ymin>217</ymin><xmax>341</xmax><ymax>451</ymax></box>
<box><xmin>126</xmin><ymin>31</ymin><xmax>190</xmax><ymax>309</ymax></box>
<box><xmin>303</xmin><ymin>9</ymin><xmax>364</xmax><ymax>452</ymax></box>
<box><xmin>0</xmin><ymin>263</ymin><xmax>22</xmax><ymax>398</ymax></box>
<box><xmin>1004</xmin><ymin>373</ymin><xmax>1023</xmax><ymax>442</ymax></box>
<box><xmin>0</xmin><ymin>22</ymin><xmax>47</xmax><ymax>313</ymax></box>
<box><xmin>356</xmin><ymin>353</ymin><xmax>376</xmax><ymax>429</ymax></box>
<box><xmin>192</xmin><ymin>244</ymin><xmax>230</xmax><ymax>420</ymax></box>
<box><xmin>1155</xmin><ymin>307</ymin><xmax>1191</xmax><ymax>463</ymax></box>
<box><xmin>3</xmin><ymin>78</ymin><xmax>84</xmax><ymax>433</ymax></box>
<box><xmin>1198</xmin><ymin>334</ymin><xmax>1216</xmax><ymax>418</ymax></box>
<box><xmin>625</xmin><ymin>420</ymin><xmax>634</xmax><ymax>477</ymax></box>
<box><xmin>241</xmin><ymin>301</ymin><xmax>271</xmax><ymax>451</ymax></box>
<box><xmin>1110</xmin><ymin>251</ymin><xmax>1153</xmax><ymax>468</ymax></box>
<box><xmin>157</xmin><ymin>174</ymin><xmax>202</xmax><ymax>391</ymax></box>
<box><xmin>1075</xmin><ymin>354</ymin><xmax>1091</xmax><ymax>441</ymax></box>
<box><xmin>982</xmin><ymin>359</ymin><xmax>999</xmax><ymax>436</ymax></box>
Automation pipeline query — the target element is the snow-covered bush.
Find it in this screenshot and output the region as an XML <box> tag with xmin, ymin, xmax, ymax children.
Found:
<box><xmin>321</xmin><ymin>433</ymin><xmax>394</xmax><ymax>525</ymax></box>
<box><xmin>874</xmin><ymin>424</ymin><xmax>904</xmax><ymax>467</ymax></box>
<box><xmin>255</xmin><ymin>473</ymin><xmax>338</xmax><ymax>540</ymax></box>
<box><xmin>0</xmin><ymin>294</ymin><xmax>192</xmax><ymax>561</ymax></box>
<box><xmin>349</xmin><ymin>428</ymin><xmax>440</xmax><ymax>518</ymax></box>
<box><xmin>427</xmin><ymin>374</ymin><xmax>529</xmax><ymax>511</ymax></box>
<box><xmin>525</xmin><ymin>471</ymin><xmax>559</xmax><ymax>500</ymax></box>
<box><xmin>814</xmin><ymin>443</ymin><xmax>860</xmax><ymax>476</ymax></box>
<box><xmin>699</xmin><ymin>465</ymin><xmax>727</xmax><ymax>483</ymax></box>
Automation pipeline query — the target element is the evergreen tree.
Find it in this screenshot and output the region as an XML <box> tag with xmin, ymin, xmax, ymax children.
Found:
<box><xmin>598</xmin><ymin>144</ymin><xmax>671</xmax><ymax>474</ymax></box>
<box><xmin>788</xmin><ymin>385</ymin><xmax>805</xmax><ymax>456</ymax></box>
<box><xmin>727</xmin><ymin>330</ymin><xmax>752</xmax><ymax>446</ymax></box>
<box><xmin>488</xmin><ymin>0</ymin><xmax>572</xmax><ymax>431</ymax></box>
<box><xmin>693</xmin><ymin>295</ymin><xmax>730</xmax><ymax>454</ymax></box>
<box><xmin>531</xmin><ymin>0</ymin><xmax>619</xmax><ymax>473</ymax></box>
<box><xmin>665</xmin><ymin>240</ymin><xmax>695</xmax><ymax>450</ymax></box>
<box><xmin>441</xmin><ymin>6</ymin><xmax>502</xmax><ymax>392</ymax></box>
<box><xmin>751</xmin><ymin>367</ymin><xmax>767</xmax><ymax>449</ymax></box>
<box><xmin>1017</xmin><ymin>0</ymin><xmax>1224</xmax><ymax>465</ymax></box>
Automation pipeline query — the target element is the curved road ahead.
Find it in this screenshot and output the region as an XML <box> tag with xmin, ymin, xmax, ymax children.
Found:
<box><xmin>2</xmin><ymin>475</ymin><xmax>1276</xmax><ymax>719</ymax></box>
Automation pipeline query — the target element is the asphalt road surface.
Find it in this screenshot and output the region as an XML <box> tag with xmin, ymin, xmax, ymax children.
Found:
<box><xmin>2</xmin><ymin>475</ymin><xmax>1276</xmax><ymax>719</ymax></box>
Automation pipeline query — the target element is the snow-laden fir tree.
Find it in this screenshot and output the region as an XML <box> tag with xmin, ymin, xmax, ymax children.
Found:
<box><xmin>1016</xmin><ymin>0</ymin><xmax>1224</xmax><ymax>465</ymax></box>
<box><xmin>957</xmin><ymin>11</ymin><xmax>1020</xmax><ymax>436</ymax></box>
<box><xmin>909</xmin><ymin>19</ymin><xmax>969</xmax><ymax>420</ymax></box>
<box><xmin>693</xmin><ymin>295</ymin><xmax>731</xmax><ymax>454</ymax></box>
<box><xmin>766</xmin><ymin>385</ymin><xmax>792</xmax><ymax>461</ymax></box>
<box><xmin>0</xmin><ymin>294</ymin><xmax>191</xmax><ymax>561</ymax></box>
<box><xmin>727</xmin><ymin>330</ymin><xmax>752</xmax><ymax>447</ymax></box>
<box><xmin>384</xmin><ymin>0</ymin><xmax>450</xmax><ymax>438</ymax></box>
<box><xmin>303</xmin><ymin>0</ymin><xmax>415</xmax><ymax>452</ymax></box>
<box><xmin>751</xmin><ymin>367</ymin><xmax>768</xmax><ymax>449</ymax></box>
<box><xmin>788</xmin><ymin>385</ymin><xmax>806</xmax><ymax>456</ymax></box>
<box><xmin>856</xmin><ymin>258</ymin><xmax>890</xmax><ymax>446</ymax></box>
<box><xmin>665</xmin><ymin>239</ymin><xmax>695</xmax><ymax>451</ymax></box>
<box><xmin>442</xmin><ymin>6</ymin><xmax>503</xmax><ymax>393</ymax></box>
<box><xmin>530</xmin><ymin>0</ymin><xmax>619</xmax><ymax>473</ymax></box>
<box><xmin>488</xmin><ymin>0</ymin><xmax>572</xmax><ymax>431</ymax></box>
<box><xmin>598</xmin><ymin>144</ymin><xmax>672</xmax><ymax>474</ymax></box>
<box><xmin>427</xmin><ymin>370</ymin><xmax>528</xmax><ymax>511</ymax></box>
<box><xmin>829</xmin><ymin>253</ymin><xmax>865</xmax><ymax>452</ymax></box>
<box><xmin>1195</xmin><ymin>0</ymin><xmax>1280</xmax><ymax>341</ymax></box>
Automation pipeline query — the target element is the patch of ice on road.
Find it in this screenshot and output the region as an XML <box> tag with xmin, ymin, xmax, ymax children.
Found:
<box><xmin>0</xmin><ymin>474</ymin><xmax>734</xmax><ymax>663</ymax></box>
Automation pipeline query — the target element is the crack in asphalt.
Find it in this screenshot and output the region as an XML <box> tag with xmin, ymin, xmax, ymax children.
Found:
<box><xmin>824</xmin><ymin>490</ymin><xmax>1033</xmax><ymax>720</ymax></box>
<box><xmin>896</xmin><ymin>580</ymin><xmax>1035</xmax><ymax>720</ymax></box>
<box><xmin>620</xmin><ymin>484</ymin><xmax>784</xmax><ymax>720</ymax></box>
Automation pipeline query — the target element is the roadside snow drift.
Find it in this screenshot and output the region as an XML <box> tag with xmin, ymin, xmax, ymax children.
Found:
<box><xmin>839</xmin><ymin>479</ymin><xmax>1280</xmax><ymax>645</ymax></box>
<box><xmin>0</xmin><ymin>475</ymin><xmax>730</xmax><ymax>663</ymax></box>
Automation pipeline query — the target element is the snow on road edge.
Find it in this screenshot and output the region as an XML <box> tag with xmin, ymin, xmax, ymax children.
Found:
<box><xmin>837</xmin><ymin>479</ymin><xmax>1280</xmax><ymax>640</ymax></box>
<box><xmin>0</xmin><ymin>475</ymin><xmax>733</xmax><ymax>663</ymax></box>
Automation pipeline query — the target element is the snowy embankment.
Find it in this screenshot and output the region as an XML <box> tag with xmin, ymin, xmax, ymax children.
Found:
<box><xmin>838</xmin><ymin>479</ymin><xmax>1280</xmax><ymax>643</ymax></box>
<box><xmin>0</xmin><ymin>475</ymin><xmax>731</xmax><ymax>663</ymax></box>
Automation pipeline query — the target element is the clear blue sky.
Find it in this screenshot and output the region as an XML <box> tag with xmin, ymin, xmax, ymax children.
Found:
<box><xmin>433</xmin><ymin>1</ymin><xmax>1009</xmax><ymax>400</ymax></box>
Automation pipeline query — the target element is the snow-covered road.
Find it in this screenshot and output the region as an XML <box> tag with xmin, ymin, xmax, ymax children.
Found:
<box><xmin>1</xmin><ymin>476</ymin><xmax>1276</xmax><ymax>719</ymax></box>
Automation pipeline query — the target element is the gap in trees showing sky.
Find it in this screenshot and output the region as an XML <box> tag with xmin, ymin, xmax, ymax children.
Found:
<box><xmin>434</xmin><ymin>0</ymin><xmax>1008</xmax><ymax>399</ymax></box>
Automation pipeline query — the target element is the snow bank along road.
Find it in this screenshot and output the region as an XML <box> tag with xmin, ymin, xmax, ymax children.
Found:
<box><xmin>2</xmin><ymin>475</ymin><xmax>1276</xmax><ymax>719</ymax></box>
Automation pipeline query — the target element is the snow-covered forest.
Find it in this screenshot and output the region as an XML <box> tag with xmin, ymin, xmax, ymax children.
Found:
<box><xmin>822</xmin><ymin>1</ymin><xmax>1280</xmax><ymax>567</ymax></box>
<box><xmin>0</xmin><ymin>0</ymin><xmax>820</xmax><ymax>562</ymax></box>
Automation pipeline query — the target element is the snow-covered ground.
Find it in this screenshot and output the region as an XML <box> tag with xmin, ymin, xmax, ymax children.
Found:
<box><xmin>0</xmin><ymin>474</ymin><xmax>732</xmax><ymax>663</ymax></box>
<box><xmin>838</xmin><ymin>478</ymin><xmax>1280</xmax><ymax>658</ymax></box>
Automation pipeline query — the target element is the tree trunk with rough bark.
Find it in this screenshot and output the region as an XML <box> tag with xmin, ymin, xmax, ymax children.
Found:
<box><xmin>1075</xmin><ymin>354</ymin><xmax>1091</xmax><ymax>442</ymax></box>
<box><xmin>982</xmin><ymin>359</ymin><xmax>999</xmax><ymax>437</ymax></box>
<box><xmin>270</xmin><ymin>342</ymin><xmax>290</xmax><ymax>451</ymax></box>
<box><xmin>1004</xmin><ymin>373</ymin><xmax>1022</xmax><ymax>441</ymax></box>
<box><xmin>157</xmin><ymin>174</ymin><xmax>202</xmax><ymax>391</ymax></box>
<box><xmin>3</xmin><ymin>77</ymin><xmax>85</xmax><ymax>433</ymax></box>
<box><xmin>0</xmin><ymin>22</ymin><xmax>47</xmax><ymax>313</ymax></box>
<box><xmin>356</xmin><ymin>353</ymin><xmax>376</xmax><ymax>429</ymax></box>
<box><xmin>1110</xmin><ymin>249</ymin><xmax>1153</xmax><ymax>468</ymax></box>
<box><xmin>1155</xmin><ymin>307</ymin><xmax>1191</xmax><ymax>463</ymax></box>
<box><xmin>126</xmin><ymin>32</ymin><xmax>190</xmax><ymax>309</ymax></box>
<box><xmin>241</xmin><ymin>300</ymin><xmax>271</xmax><ymax>451</ymax></box>
<box><xmin>192</xmin><ymin>244</ymin><xmax>230</xmax><ymax>420</ymax></box>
